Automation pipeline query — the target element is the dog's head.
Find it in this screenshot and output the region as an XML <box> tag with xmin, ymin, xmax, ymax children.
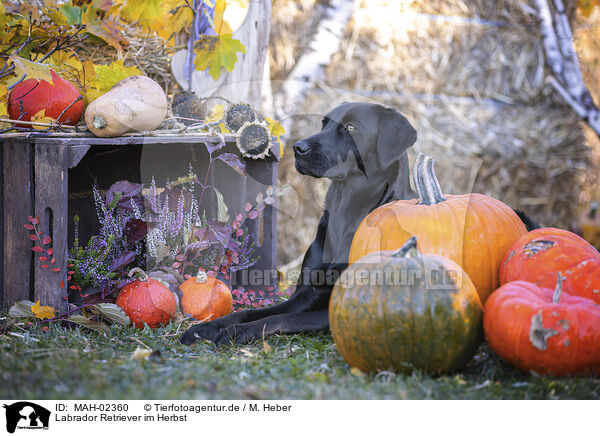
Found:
<box><xmin>293</xmin><ymin>102</ymin><xmax>417</xmax><ymax>180</ymax></box>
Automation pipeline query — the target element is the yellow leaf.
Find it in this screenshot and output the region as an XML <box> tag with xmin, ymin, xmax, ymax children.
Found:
<box><xmin>266</xmin><ymin>117</ymin><xmax>285</xmax><ymax>139</ymax></box>
<box><xmin>153</xmin><ymin>0</ymin><xmax>193</xmax><ymax>42</ymax></box>
<box><xmin>194</xmin><ymin>34</ymin><xmax>245</xmax><ymax>80</ymax></box>
<box><xmin>213</xmin><ymin>0</ymin><xmax>233</xmax><ymax>35</ymax></box>
<box><xmin>84</xmin><ymin>59</ymin><xmax>141</xmax><ymax>103</ymax></box>
<box><xmin>121</xmin><ymin>0</ymin><xmax>165</xmax><ymax>28</ymax></box>
<box><xmin>131</xmin><ymin>347</ymin><xmax>151</xmax><ymax>361</ymax></box>
<box><xmin>350</xmin><ymin>367</ymin><xmax>365</xmax><ymax>377</ymax></box>
<box><xmin>31</xmin><ymin>299</ymin><xmax>55</xmax><ymax>320</ymax></box>
<box><xmin>206</xmin><ymin>103</ymin><xmax>225</xmax><ymax>122</ymax></box>
<box><xmin>31</xmin><ymin>109</ymin><xmax>57</xmax><ymax>130</ymax></box>
<box><xmin>9</xmin><ymin>55</ymin><xmax>54</xmax><ymax>84</ymax></box>
<box><xmin>0</xmin><ymin>83</ymin><xmax>8</xmax><ymax>119</ymax></box>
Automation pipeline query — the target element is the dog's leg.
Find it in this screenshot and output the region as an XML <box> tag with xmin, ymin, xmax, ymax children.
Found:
<box><xmin>211</xmin><ymin>310</ymin><xmax>330</xmax><ymax>345</ymax></box>
<box><xmin>180</xmin><ymin>212</ymin><xmax>333</xmax><ymax>345</ymax></box>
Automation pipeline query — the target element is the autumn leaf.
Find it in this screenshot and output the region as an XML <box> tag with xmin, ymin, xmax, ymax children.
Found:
<box><xmin>0</xmin><ymin>83</ymin><xmax>8</xmax><ymax>119</ymax></box>
<box><xmin>577</xmin><ymin>0</ymin><xmax>600</xmax><ymax>17</ymax></box>
<box><xmin>31</xmin><ymin>299</ymin><xmax>55</xmax><ymax>320</ymax></box>
<box><xmin>205</xmin><ymin>103</ymin><xmax>230</xmax><ymax>132</ymax></box>
<box><xmin>213</xmin><ymin>0</ymin><xmax>234</xmax><ymax>35</ymax></box>
<box><xmin>8</xmin><ymin>55</ymin><xmax>54</xmax><ymax>84</ymax></box>
<box><xmin>85</xmin><ymin>59</ymin><xmax>141</xmax><ymax>102</ymax></box>
<box><xmin>266</xmin><ymin>117</ymin><xmax>285</xmax><ymax>139</ymax></box>
<box><xmin>120</xmin><ymin>0</ymin><xmax>165</xmax><ymax>29</ymax></box>
<box><xmin>31</xmin><ymin>109</ymin><xmax>57</xmax><ymax>129</ymax></box>
<box><xmin>152</xmin><ymin>0</ymin><xmax>193</xmax><ymax>43</ymax></box>
<box><xmin>194</xmin><ymin>33</ymin><xmax>245</xmax><ymax>80</ymax></box>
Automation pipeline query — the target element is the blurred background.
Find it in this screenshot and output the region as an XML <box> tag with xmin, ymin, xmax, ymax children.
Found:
<box><xmin>270</xmin><ymin>0</ymin><xmax>600</xmax><ymax>267</ymax></box>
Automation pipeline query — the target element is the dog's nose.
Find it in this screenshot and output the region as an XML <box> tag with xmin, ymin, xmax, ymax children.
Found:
<box><xmin>293</xmin><ymin>140</ymin><xmax>310</xmax><ymax>155</ymax></box>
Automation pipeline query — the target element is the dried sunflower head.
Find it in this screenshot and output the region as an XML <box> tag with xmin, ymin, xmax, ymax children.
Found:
<box><xmin>236</xmin><ymin>121</ymin><xmax>271</xmax><ymax>159</ymax></box>
<box><xmin>224</xmin><ymin>102</ymin><xmax>256</xmax><ymax>132</ymax></box>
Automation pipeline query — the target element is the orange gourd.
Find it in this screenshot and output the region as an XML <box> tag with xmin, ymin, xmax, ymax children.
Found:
<box><xmin>349</xmin><ymin>153</ymin><xmax>527</xmax><ymax>303</ymax></box>
<box><xmin>500</xmin><ymin>227</ymin><xmax>600</xmax><ymax>304</ymax></box>
<box><xmin>484</xmin><ymin>273</ymin><xmax>600</xmax><ymax>376</ymax></box>
<box><xmin>180</xmin><ymin>271</ymin><xmax>233</xmax><ymax>321</ymax></box>
<box><xmin>116</xmin><ymin>268</ymin><xmax>177</xmax><ymax>328</ymax></box>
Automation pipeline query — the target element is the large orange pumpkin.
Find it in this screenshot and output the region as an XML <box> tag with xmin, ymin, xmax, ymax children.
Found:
<box><xmin>180</xmin><ymin>271</ymin><xmax>233</xmax><ymax>321</ymax></box>
<box><xmin>484</xmin><ymin>274</ymin><xmax>600</xmax><ymax>376</ymax></box>
<box><xmin>500</xmin><ymin>227</ymin><xmax>600</xmax><ymax>304</ymax></box>
<box><xmin>116</xmin><ymin>268</ymin><xmax>177</xmax><ymax>328</ymax></box>
<box><xmin>349</xmin><ymin>153</ymin><xmax>527</xmax><ymax>303</ymax></box>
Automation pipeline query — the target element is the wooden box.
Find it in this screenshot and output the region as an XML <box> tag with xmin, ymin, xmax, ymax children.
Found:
<box><xmin>0</xmin><ymin>133</ymin><xmax>279</xmax><ymax>311</ymax></box>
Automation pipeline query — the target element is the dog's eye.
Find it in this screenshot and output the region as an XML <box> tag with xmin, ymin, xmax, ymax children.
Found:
<box><xmin>345</xmin><ymin>124</ymin><xmax>356</xmax><ymax>132</ymax></box>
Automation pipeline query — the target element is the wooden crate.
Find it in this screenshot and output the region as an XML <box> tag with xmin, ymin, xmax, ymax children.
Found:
<box><xmin>0</xmin><ymin>133</ymin><xmax>279</xmax><ymax>311</ymax></box>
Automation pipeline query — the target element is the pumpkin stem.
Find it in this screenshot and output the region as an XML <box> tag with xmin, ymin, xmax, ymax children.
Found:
<box><xmin>392</xmin><ymin>236</ymin><xmax>419</xmax><ymax>258</ymax></box>
<box><xmin>552</xmin><ymin>271</ymin><xmax>564</xmax><ymax>304</ymax></box>
<box><xmin>413</xmin><ymin>153</ymin><xmax>446</xmax><ymax>205</ymax></box>
<box><xmin>195</xmin><ymin>270</ymin><xmax>208</xmax><ymax>284</ymax></box>
<box><xmin>128</xmin><ymin>267</ymin><xmax>149</xmax><ymax>282</ymax></box>
<box><xmin>93</xmin><ymin>116</ymin><xmax>107</xmax><ymax>129</ymax></box>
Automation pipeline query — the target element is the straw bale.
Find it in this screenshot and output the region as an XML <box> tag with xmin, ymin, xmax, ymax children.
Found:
<box><xmin>275</xmin><ymin>0</ymin><xmax>596</xmax><ymax>266</ymax></box>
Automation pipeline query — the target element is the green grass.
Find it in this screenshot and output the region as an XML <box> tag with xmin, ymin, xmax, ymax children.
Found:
<box><xmin>1</xmin><ymin>316</ymin><xmax>598</xmax><ymax>400</ymax></box>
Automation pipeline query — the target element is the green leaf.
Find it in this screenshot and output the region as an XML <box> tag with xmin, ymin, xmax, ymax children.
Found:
<box><xmin>8</xmin><ymin>300</ymin><xmax>35</xmax><ymax>318</ymax></box>
<box><xmin>67</xmin><ymin>314</ymin><xmax>110</xmax><ymax>333</ymax></box>
<box><xmin>88</xmin><ymin>303</ymin><xmax>130</xmax><ymax>326</ymax></box>
<box><xmin>58</xmin><ymin>4</ymin><xmax>82</xmax><ymax>25</ymax></box>
<box><xmin>194</xmin><ymin>34</ymin><xmax>246</xmax><ymax>80</ymax></box>
<box><xmin>214</xmin><ymin>188</ymin><xmax>230</xmax><ymax>222</ymax></box>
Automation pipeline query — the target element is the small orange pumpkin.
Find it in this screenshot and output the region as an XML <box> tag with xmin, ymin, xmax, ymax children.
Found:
<box><xmin>116</xmin><ymin>268</ymin><xmax>177</xmax><ymax>328</ymax></box>
<box><xmin>180</xmin><ymin>270</ymin><xmax>233</xmax><ymax>321</ymax></box>
<box><xmin>349</xmin><ymin>153</ymin><xmax>527</xmax><ymax>303</ymax></box>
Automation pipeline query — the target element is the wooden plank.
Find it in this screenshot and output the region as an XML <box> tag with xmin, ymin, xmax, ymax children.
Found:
<box><xmin>2</xmin><ymin>139</ymin><xmax>34</xmax><ymax>306</ymax></box>
<box><xmin>67</xmin><ymin>144</ymin><xmax>90</xmax><ymax>168</ymax></box>
<box><xmin>34</xmin><ymin>141</ymin><xmax>69</xmax><ymax>311</ymax></box>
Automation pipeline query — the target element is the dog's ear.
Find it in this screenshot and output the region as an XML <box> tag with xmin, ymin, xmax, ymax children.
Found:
<box><xmin>376</xmin><ymin>107</ymin><xmax>417</xmax><ymax>169</ymax></box>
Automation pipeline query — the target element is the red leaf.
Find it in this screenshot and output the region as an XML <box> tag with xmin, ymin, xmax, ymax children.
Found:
<box><xmin>40</xmin><ymin>256</ymin><xmax>48</xmax><ymax>261</ymax></box>
<box><xmin>31</xmin><ymin>246</ymin><xmax>43</xmax><ymax>253</ymax></box>
<box><xmin>28</xmin><ymin>234</ymin><xmax>39</xmax><ymax>241</ymax></box>
<box><xmin>60</xmin><ymin>280</ymin><xmax>64</xmax><ymax>288</ymax></box>
<box><xmin>172</xmin><ymin>262</ymin><xmax>181</xmax><ymax>268</ymax></box>
<box><xmin>67</xmin><ymin>263</ymin><xmax>74</xmax><ymax>268</ymax></box>
<box><xmin>24</xmin><ymin>224</ymin><xmax>34</xmax><ymax>230</ymax></box>
<box><xmin>69</xmin><ymin>285</ymin><xmax>78</xmax><ymax>290</ymax></box>
<box><xmin>52</xmin><ymin>268</ymin><xmax>60</xmax><ymax>272</ymax></box>
<box><xmin>41</xmin><ymin>264</ymin><xmax>49</xmax><ymax>268</ymax></box>
<box><xmin>47</xmin><ymin>248</ymin><xmax>53</xmax><ymax>255</ymax></box>
<box><xmin>42</xmin><ymin>236</ymin><xmax>52</xmax><ymax>245</ymax></box>
<box><xmin>28</xmin><ymin>216</ymin><xmax>40</xmax><ymax>224</ymax></box>
<box><xmin>244</xmin><ymin>202</ymin><xmax>252</xmax><ymax>212</ymax></box>
<box><xmin>50</xmin><ymin>258</ymin><xmax>56</xmax><ymax>264</ymax></box>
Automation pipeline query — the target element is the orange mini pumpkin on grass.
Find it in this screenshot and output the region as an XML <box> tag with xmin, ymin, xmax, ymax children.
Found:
<box><xmin>116</xmin><ymin>268</ymin><xmax>178</xmax><ymax>328</ymax></box>
<box><xmin>180</xmin><ymin>270</ymin><xmax>233</xmax><ymax>321</ymax></box>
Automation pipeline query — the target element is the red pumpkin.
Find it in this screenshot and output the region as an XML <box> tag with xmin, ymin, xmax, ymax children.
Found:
<box><xmin>179</xmin><ymin>271</ymin><xmax>233</xmax><ymax>321</ymax></box>
<box><xmin>116</xmin><ymin>268</ymin><xmax>177</xmax><ymax>328</ymax></box>
<box><xmin>500</xmin><ymin>227</ymin><xmax>600</xmax><ymax>304</ymax></box>
<box><xmin>8</xmin><ymin>70</ymin><xmax>83</xmax><ymax>125</ymax></box>
<box><xmin>484</xmin><ymin>274</ymin><xmax>600</xmax><ymax>376</ymax></box>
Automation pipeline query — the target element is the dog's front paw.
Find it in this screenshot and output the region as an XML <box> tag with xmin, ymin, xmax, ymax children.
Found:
<box><xmin>179</xmin><ymin>321</ymin><xmax>223</xmax><ymax>345</ymax></box>
<box><xmin>212</xmin><ymin>324</ymin><xmax>260</xmax><ymax>345</ymax></box>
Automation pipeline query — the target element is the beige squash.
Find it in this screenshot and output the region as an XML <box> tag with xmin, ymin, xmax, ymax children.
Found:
<box><xmin>85</xmin><ymin>75</ymin><xmax>167</xmax><ymax>137</ymax></box>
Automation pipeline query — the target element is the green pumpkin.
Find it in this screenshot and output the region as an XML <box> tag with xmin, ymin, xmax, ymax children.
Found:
<box><xmin>330</xmin><ymin>236</ymin><xmax>483</xmax><ymax>374</ymax></box>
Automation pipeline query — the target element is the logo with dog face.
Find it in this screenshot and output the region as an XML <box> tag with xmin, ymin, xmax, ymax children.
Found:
<box><xmin>2</xmin><ymin>402</ymin><xmax>50</xmax><ymax>433</ymax></box>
